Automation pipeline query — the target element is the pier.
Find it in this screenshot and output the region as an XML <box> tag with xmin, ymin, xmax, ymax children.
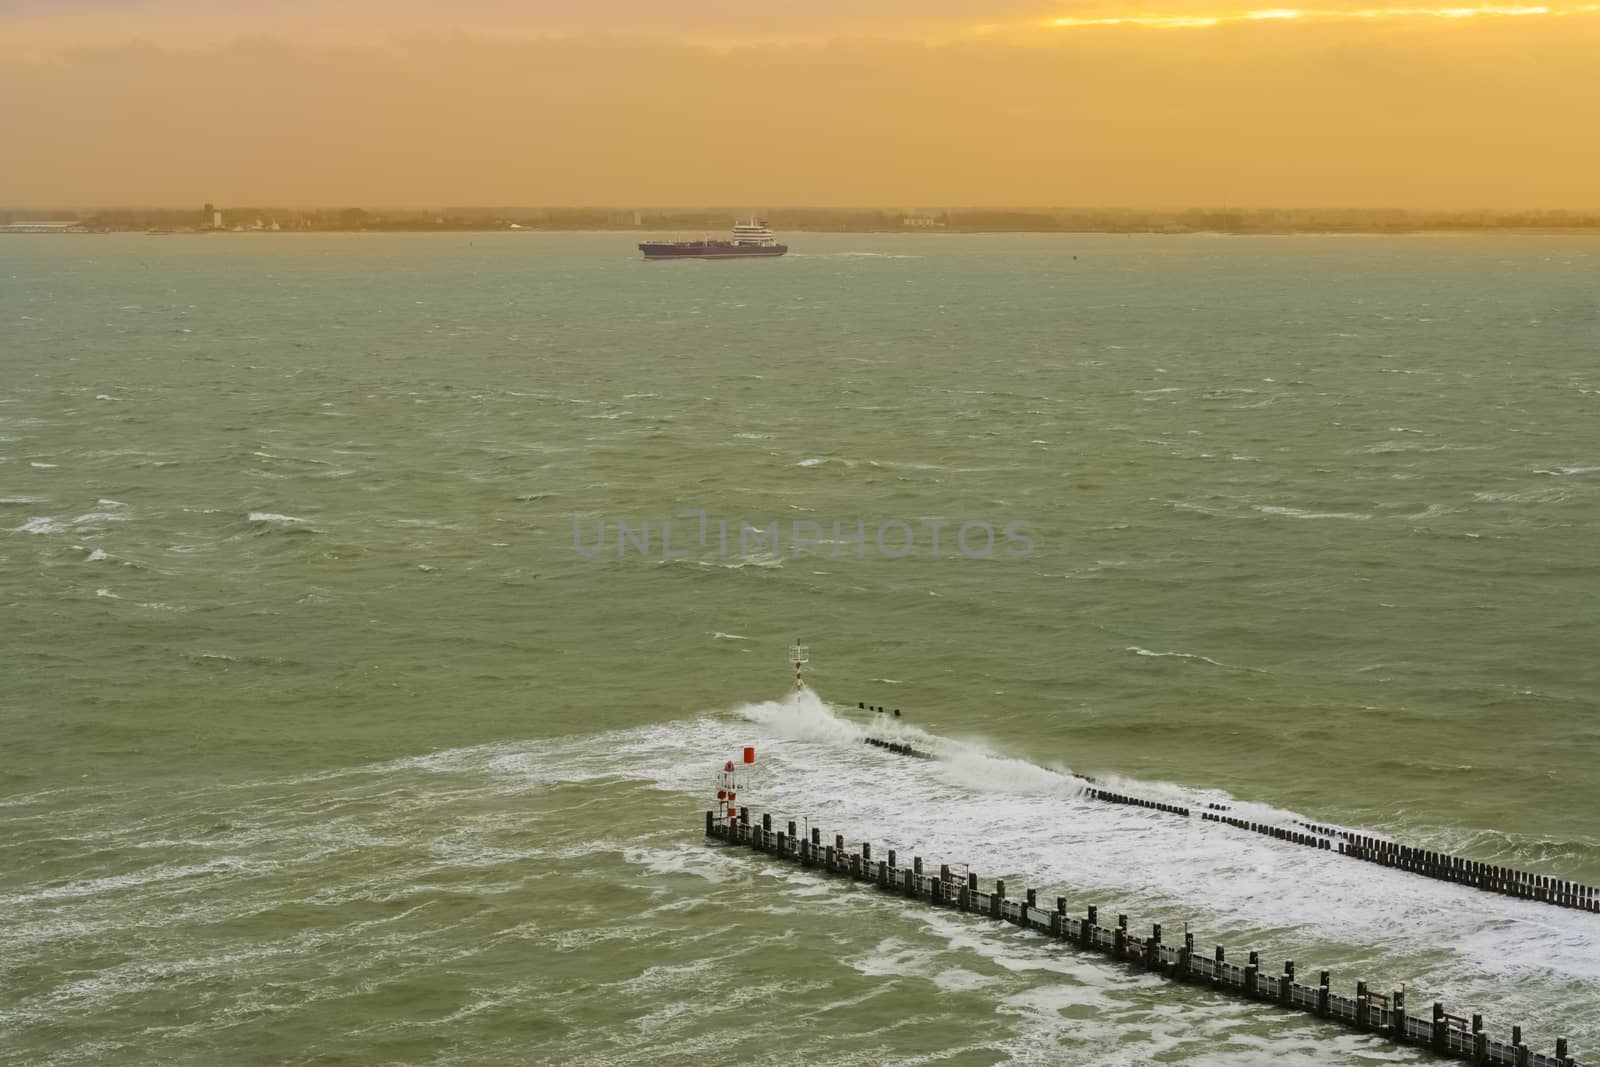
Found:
<box><xmin>705</xmin><ymin>808</ymin><xmax>1583</xmax><ymax>1067</ymax></box>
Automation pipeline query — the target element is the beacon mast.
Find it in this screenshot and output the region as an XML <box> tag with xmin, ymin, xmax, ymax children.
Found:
<box><xmin>790</xmin><ymin>640</ymin><xmax>809</xmax><ymax>692</ymax></box>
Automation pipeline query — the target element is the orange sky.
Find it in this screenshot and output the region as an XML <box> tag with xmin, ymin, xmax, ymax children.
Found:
<box><xmin>2</xmin><ymin>0</ymin><xmax>1598</xmax><ymax>208</ymax></box>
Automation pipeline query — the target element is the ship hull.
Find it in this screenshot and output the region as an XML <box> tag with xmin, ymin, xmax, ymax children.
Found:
<box><xmin>639</xmin><ymin>242</ymin><xmax>788</xmax><ymax>260</ymax></box>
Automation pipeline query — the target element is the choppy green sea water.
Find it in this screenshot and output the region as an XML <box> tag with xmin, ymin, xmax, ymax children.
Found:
<box><xmin>2</xmin><ymin>232</ymin><xmax>1597</xmax><ymax>1065</ymax></box>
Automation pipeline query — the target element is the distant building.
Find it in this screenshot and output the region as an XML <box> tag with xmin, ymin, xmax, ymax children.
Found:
<box><xmin>901</xmin><ymin>215</ymin><xmax>945</xmax><ymax>228</ymax></box>
<box><xmin>204</xmin><ymin>202</ymin><xmax>223</xmax><ymax>229</ymax></box>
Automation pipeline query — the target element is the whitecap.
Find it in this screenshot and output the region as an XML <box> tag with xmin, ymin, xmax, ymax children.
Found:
<box><xmin>1126</xmin><ymin>646</ymin><xmax>1267</xmax><ymax>674</ymax></box>
<box><xmin>72</xmin><ymin>510</ymin><xmax>129</xmax><ymax>527</ymax></box>
<box><xmin>15</xmin><ymin>516</ymin><xmax>66</xmax><ymax>534</ymax></box>
<box><xmin>86</xmin><ymin>548</ymin><xmax>108</xmax><ymax>561</ymax></box>
<box><xmin>711</xmin><ymin>632</ymin><xmax>751</xmax><ymax>641</ymax></box>
<box><xmin>796</xmin><ymin>457</ymin><xmax>826</xmax><ymax>467</ymax></box>
<box><xmin>1253</xmin><ymin>505</ymin><xmax>1371</xmax><ymax>521</ymax></box>
<box><xmin>248</xmin><ymin>512</ymin><xmax>309</xmax><ymax>525</ymax></box>
<box><xmin>29</xmin><ymin>462</ymin><xmax>58</xmax><ymax>469</ymax></box>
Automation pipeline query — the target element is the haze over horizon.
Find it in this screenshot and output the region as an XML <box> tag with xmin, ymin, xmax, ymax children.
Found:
<box><xmin>3</xmin><ymin>0</ymin><xmax>1598</xmax><ymax>209</ymax></box>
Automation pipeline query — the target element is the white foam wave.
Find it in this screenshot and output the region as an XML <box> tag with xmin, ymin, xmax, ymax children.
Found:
<box><xmin>704</xmin><ymin>553</ymin><xmax>783</xmax><ymax>570</ymax></box>
<box><xmin>1126</xmin><ymin>647</ymin><xmax>1266</xmax><ymax>674</ymax></box>
<box><xmin>1253</xmin><ymin>505</ymin><xmax>1372</xmax><ymax>521</ymax></box>
<box><xmin>15</xmin><ymin>516</ymin><xmax>67</xmax><ymax>534</ymax></box>
<box><xmin>1472</xmin><ymin>488</ymin><xmax>1568</xmax><ymax>504</ymax></box>
<box><xmin>709</xmin><ymin>700</ymin><xmax>1600</xmax><ymax>996</ymax></box>
<box><xmin>71</xmin><ymin>510</ymin><xmax>129</xmax><ymax>527</ymax></box>
<box><xmin>247</xmin><ymin>512</ymin><xmax>308</xmax><ymax>525</ymax></box>
<box><xmin>0</xmin><ymin>859</ymin><xmax>264</xmax><ymax>907</ymax></box>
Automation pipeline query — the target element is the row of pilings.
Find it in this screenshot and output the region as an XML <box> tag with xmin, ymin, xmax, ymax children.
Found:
<box><xmin>707</xmin><ymin>808</ymin><xmax>1581</xmax><ymax>1067</ymax></box>
<box><xmin>1203</xmin><ymin>812</ymin><xmax>1593</xmax><ymax>915</ymax></box>
<box><xmin>852</xmin><ymin>704</ymin><xmax>1596</xmax><ymax>914</ymax></box>
<box><xmin>862</xmin><ymin>736</ymin><xmax>934</xmax><ymax>759</ymax></box>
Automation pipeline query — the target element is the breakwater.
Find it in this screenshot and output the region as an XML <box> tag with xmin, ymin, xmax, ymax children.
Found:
<box><xmin>706</xmin><ymin>808</ymin><xmax>1582</xmax><ymax>1067</ymax></box>
<box><xmin>856</xmin><ymin>701</ymin><xmax>1598</xmax><ymax>914</ymax></box>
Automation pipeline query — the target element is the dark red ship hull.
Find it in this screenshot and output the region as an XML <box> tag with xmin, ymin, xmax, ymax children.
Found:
<box><xmin>639</xmin><ymin>241</ymin><xmax>788</xmax><ymax>260</ymax></box>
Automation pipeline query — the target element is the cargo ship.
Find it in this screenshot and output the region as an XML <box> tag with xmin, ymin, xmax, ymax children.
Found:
<box><xmin>639</xmin><ymin>219</ymin><xmax>788</xmax><ymax>260</ymax></box>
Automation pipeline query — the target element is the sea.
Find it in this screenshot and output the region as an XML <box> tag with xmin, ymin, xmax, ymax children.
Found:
<box><xmin>1</xmin><ymin>231</ymin><xmax>1597</xmax><ymax>1065</ymax></box>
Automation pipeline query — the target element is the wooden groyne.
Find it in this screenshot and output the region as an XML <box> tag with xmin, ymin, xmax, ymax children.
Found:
<box><xmin>862</xmin><ymin>736</ymin><xmax>934</xmax><ymax>759</ymax></box>
<box><xmin>706</xmin><ymin>808</ymin><xmax>1583</xmax><ymax>1067</ymax></box>
<box><xmin>1079</xmin><ymin>785</ymin><xmax>1595</xmax><ymax>912</ymax></box>
<box><xmin>1286</xmin><ymin>820</ymin><xmax>1599</xmax><ymax>912</ymax></box>
<box><xmin>854</xmin><ymin>702</ymin><xmax>1598</xmax><ymax>914</ymax></box>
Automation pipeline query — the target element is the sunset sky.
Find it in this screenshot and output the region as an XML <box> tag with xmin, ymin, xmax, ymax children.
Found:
<box><xmin>3</xmin><ymin>0</ymin><xmax>1598</xmax><ymax>208</ymax></box>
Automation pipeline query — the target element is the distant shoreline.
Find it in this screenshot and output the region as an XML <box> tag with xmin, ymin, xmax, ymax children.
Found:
<box><xmin>10</xmin><ymin>206</ymin><xmax>1600</xmax><ymax>238</ymax></box>
<box><xmin>8</xmin><ymin>226</ymin><xmax>1600</xmax><ymax>238</ymax></box>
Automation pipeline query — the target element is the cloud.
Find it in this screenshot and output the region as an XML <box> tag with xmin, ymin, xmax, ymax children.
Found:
<box><xmin>0</xmin><ymin>0</ymin><xmax>1045</xmax><ymax>43</ymax></box>
<box><xmin>2</xmin><ymin>19</ymin><xmax>1597</xmax><ymax>208</ymax></box>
